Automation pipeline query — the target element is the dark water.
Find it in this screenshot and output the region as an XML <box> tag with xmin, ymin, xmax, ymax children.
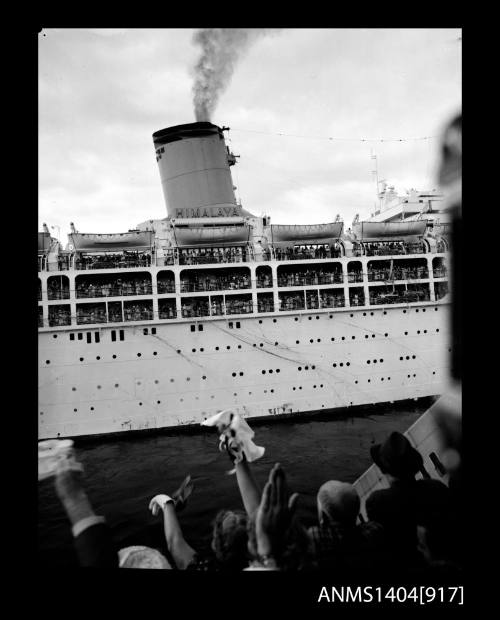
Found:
<box><xmin>38</xmin><ymin>402</ymin><xmax>428</xmax><ymax>566</ymax></box>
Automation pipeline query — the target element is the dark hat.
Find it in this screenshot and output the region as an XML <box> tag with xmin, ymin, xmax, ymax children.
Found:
<box><xmin>370</xmin><ymin>432</ymin><xmax>423</xmax><ymax>478</ymax></box>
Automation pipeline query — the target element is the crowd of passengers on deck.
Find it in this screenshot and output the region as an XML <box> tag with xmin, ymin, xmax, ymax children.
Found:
<box><xmin>180</xmin><ymin>273</ymin><xmax>250</xmax><ymax>292</ymax></box>
<box><xmin>75</xmin><ymin>252</ymin><xmax>152</xmax><ymax>270</ymax></box>
<box><xmin>273</xmin><ymin>244</ymin><xmax>341</xmax><ymax>261</ymax></box>
<box><xmin>277</xmin><ymin>269</ymin><xmax>343</xmax><ymax>287</ymax></box>
<box><xmin>362</xmin><ymin>241</ymin><xmax>425</xmax><ymax>256</ymax></box>
<box><xmin>76</xmin><ymin>277</ymin><xmax>153</xmax><ymax>298</ymax></box>
<box><xmin>179</xmin><ymin>247</ymin><xmax>250</xmax><ymax>265</ymax></box>
<box><xmin>368</xmin><ymin>266</ymin><xmax>429</xmax><ymax>281</ymax></box>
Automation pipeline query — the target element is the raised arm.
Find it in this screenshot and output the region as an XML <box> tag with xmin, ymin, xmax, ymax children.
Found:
<box><xmin>149</xmin><ymin>494</ymin><xmax>196</xmax><ymax>570</ymax></box>
<box><xmin>235</xmin><ymin>457</ymin><xmax>261</xmax><ymax>516</ymax></box>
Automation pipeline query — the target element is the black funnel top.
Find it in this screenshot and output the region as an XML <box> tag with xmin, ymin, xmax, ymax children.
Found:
<box><xmin>153</xmin><ymin>122</ymin><xmax>224</xmax><ymax>147</ymax></box>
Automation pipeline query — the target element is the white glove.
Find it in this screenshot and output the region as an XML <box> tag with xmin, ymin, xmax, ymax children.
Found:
<box><xmin>149</xmin><ymin>494</ymin><xmax>173</xmax><ymax>516</ymax></box>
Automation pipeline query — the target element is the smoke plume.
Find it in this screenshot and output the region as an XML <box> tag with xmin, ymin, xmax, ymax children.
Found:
<box><xmin>192</xmin><ymin>28</ymin><xmax>271</xmax><ymax>122</ymax></box>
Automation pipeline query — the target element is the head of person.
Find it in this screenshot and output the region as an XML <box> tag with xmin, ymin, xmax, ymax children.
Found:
<box><xmin>316</xmin><ymin>481</ymin><xmax>360</xmax><ymax>528</ymax></box>
<box><xmin>211</xmin><ymin>509</ymin><xmax>248</xmax><ymax>571</ymax></box>
<box><xmin>370</xmin><ymin>431</ymin><xmax>423</xmax><ymax>482</ymax></box>
<box><xmin>118</xmin><ymin>546</ymin><xmax>171</xmax><ymax>569</ymax></box>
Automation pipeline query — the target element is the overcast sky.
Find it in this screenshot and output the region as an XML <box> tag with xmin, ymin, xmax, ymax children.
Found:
<box><xmin>39</xmin><ymin>28</ymin><xmax>461</xmax><ymax>241</ymax></box>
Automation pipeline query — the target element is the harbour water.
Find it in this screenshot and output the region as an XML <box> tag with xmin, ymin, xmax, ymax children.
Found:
<box><xmin>38</xmin><ymin>402</ymin><xmax>428</xmax><ymax>566</ymax></box>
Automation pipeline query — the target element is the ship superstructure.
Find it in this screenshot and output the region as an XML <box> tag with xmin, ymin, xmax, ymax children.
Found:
<box><xmin>38</xmin><ymin>122</ymin><xmax>451</xmax><ymax>439</ymax></box>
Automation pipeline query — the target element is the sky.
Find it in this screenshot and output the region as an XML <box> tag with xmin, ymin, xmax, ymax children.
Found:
<box><xmin>39</xmin><ymin>28</ymin><xmax>461</xmax><ymax>242</ymax></box>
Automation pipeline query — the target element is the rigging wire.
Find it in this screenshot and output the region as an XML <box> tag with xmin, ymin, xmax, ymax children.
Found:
<box><xmin>230</xmin><ymin>128</ymin><xmax>437</xmax><ymax>143</ymax></box>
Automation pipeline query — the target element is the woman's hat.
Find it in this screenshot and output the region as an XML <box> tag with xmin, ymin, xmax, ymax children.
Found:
<box><xmin>370</xmin><ymin>432</ymin><xmax>423</xmax><ymax>478</ymax></box>
<box><xmin>118</xmin><ymin>546</ymin><xmax>171</xmax><ymax>569</ymax></box>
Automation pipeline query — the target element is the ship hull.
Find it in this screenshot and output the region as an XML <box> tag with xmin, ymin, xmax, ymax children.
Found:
<box><xmin>39</xmin><ymin>302</ymin><xmax>451</xmax><ymax>439</ymax></box>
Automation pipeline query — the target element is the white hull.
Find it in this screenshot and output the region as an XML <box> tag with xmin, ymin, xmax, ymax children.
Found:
<box><xmin>38</xmin><ymin>302</ymin><xmax>451</xmax><ymax>439</ymax></box>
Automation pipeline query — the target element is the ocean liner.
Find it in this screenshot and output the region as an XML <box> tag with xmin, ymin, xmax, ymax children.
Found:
<box><xmin>38</xmin><ymin>122</ymin><xmax>451</xmax><ymax>439</ymax></box>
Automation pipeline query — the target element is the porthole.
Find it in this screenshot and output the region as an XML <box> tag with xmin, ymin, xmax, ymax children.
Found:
<box><xmin>226</xmin><ymin>346</ymin><xmax>230</xmax><ymax>350</ymax></box>
<box><xmin>383</xmin><ymin>311</ymin><xmax>387</xmax><ymax>315</ymax></box>
<box><xmin>329</xmin><ymin>315</ymin><xmax>333</xmax><ymax>319</ymax></box>
<box><xmin>320</xmin><ymin>384</ymin><xmax>323</xmax><ymax>387</ymax></box>
<box><xmin>308</xmin><ymin>317</ymin><xmax>312</xmax><ymax>321</ymax></box>
<box><xmin>406</xmin><ymin>356</ymin><xmax>410</xmax><ymax>360</ymax></box>
<box><xmin>341</xmin><ymin>337</ymin><xmax>345</xmax><ymax>341</ymax></box>
<box><xmin>273</xmin><ymin>319</ymin><xmax>277</xmax><ymax>323</ymax></box>
<box><xmin>346</xmin><ymin>362</ymin><xmax>350</xmax><ymax>366</ymax></box>
<box><xmin>407</xmin><ymin>375</ymin><xmax>411</xmax><ymax>378</ymax></box>
<box><xmin>299</xmin><ymin>386</ymin><xmax>302</xmax><ymax>390</ymax></box>
<box><xmin>46</xmin><ymin>360</ymin><xmax>50</xmax><ymax>364</ymax></box>
<box><xmin>317</xmin><ymin>339</ymin><xmax>321</xmax><ymax>342</ymax></box>
<box><xmin>413</xmin><ymin>374</ymin><xmax>416</xmax><ymax>377</ymax></box>
<box><xmin>351</xmin><ymin>336</ymin><xmax>355</xmax><ymax>340</ymax></box>
<box><xmin>96</xmin><ymin>356</ymin><xmax>100</xmax><ymax>360</ymax></box>
<box><xmin>404</xmin><ymin>331</ymin><xmax>408</xmax><ymax>335</ymax></box>
<box><xmin>400</xmin><ymin>357</ymin><xmax>403</xmax><ymax>360</ymax></box>
<box><xmin>435</xmin><ymin>307</ymin><xmax>438</xmax><ymax>311</ymax></box>
<box><xmin>170</xmin><ymin>378</ymin><xmax>174</xmax><ymax>382</ymax></box>
<box><xmin>192</xmin><ymin>348</ymin><xmax>196</xmax><ymax>353</ymax></box>
<box><xmin>298</xmin><ymin>367</ymin><xmax>302</xmax><ymax>371</ymax></box>
<box><xmin>403</xmin><ymin>310</ymin><xmax>407</xmax><ymax>314</ymax></box>
<box><xmin>153</xmin><ymin>352</ymin><xmax>157</xmax><ymax>356</ymax></box>
<box><xmin>216</xmin><ymin>346</ymin><xmax>219</xmax><ymax>351</ymax></box>
<box><xmin>294</xmin><ymin>318</ymin><xmax>298</xmax><ymax>321</ymax></box>
<box><xmin>350</xmin><ymin>314</ymin><xmax>354</xmax><ymax>318</ymax></box>
<box><xmin>416</xmin><ymin>309</ymin><xmax>419</xmax><ymax>313</ymax></box>
<box><xmin>239</xmin><ymin>372</ymin><xmax>243</xmax><ymax>376</ymax></box>
<box><xmin>232</xmin><ymin>372</ymin><xmax>237</xmax><ymax>377</ymax></box>
<box><xmin>97</xmin><ymin>385</ymin><xmax>101</xmax><ymax>389</ymax></box>
<box><xmin>373</xmin><ymin>360</ymin><xmax>377</xmax><ymax>364</ymax></box>
<box><xmin>355</xmin><ymin>380</ymin><xmax>358</xmax><ymax>384</ymax></box>
<box><xmin>115</xmin><ymin>384</ymin><xmax>119</xmax><ymax>388</ymax></box>
<box><xmin>296</xmin><ymin>340</ymin><xmax>300</xmax><ymax>344</ymax></box>
<box><xmin>270</xmin><ymin>389</ymin><xmax>274</xmax><ymax>393</ymax></box>
<box><xmin>412</xmin><ymin>355</ymin><xmax>416</xmax><ymax>359</ymax></box>
<box><xmin>370</xmin><ymin>312</ymin><xmax>374</xmax><ymax>316</ymax></box>
<box><xmin>367</xmin><ymin>360</ymin><xmax>371</xmax><ymax>364</ymax></box>
<box><xmin>262</xmin><ymin>370</ymin><xmax>266</xmax><ymax>374</ymax></box>
<box><xmin>259</xmin><ymin>343</ymin><xmax>263</xmax><ymax>347</ymax></box>
<box><xmin>276</xmin><ymin>369</ymin><xmax>281</xmax><ymax>373</ymax></box>
<box><xmin>333</xmin><ymin>363</ymin><xmax>337</xmax><ymax>368</ymax></box>
<box><xmin>367</xmin><ymin>379</ymin><xmax>371</xmax><ymax>383</ymax></box>
<box><xmin>363</xmin><ymin>312</ymin><xmax>366</xmax><ymax>316</ymax></box>
<box><xmin>252</xmin><ymin>344</ymin><xmax>256</xmax><ymax>347</ymax></box>
<box><xmin>293</xmin><ymin>387</ymin><xmax>296</xmax><ymax>391</ymax></box>
<box><xmin>137</xmin><ymin>353</ymin><xmax>142</xmax><ymax>357</ymax></box>
<box><xmin>436</xmin><ymin>328</ymin><xmax>440</xmax><ymax>332</ymax></box>
<box><xmin>432</xmin><ymin>371</ymin><xmax>436</xmax><ymax>375</ymax></box>
<box><xmin>269</xmin><ymin>369</ymin><xmax>273</xmax><ymax>374</ymax></box>
<box><xmin>385</xmin><ymin>333</ymin><xmax>388</xmax><ymax>337</ymax></box>
<box><xmin>179</xmin><ymin>399</ymin><xmax>183</xmax><ymax>403</ymax></box>
<box><xmin>90</xmin><ymin>407</ymin><xmax>94</xmax><ymax>411</ymax></box>
<box><xmin>305</xmin><ymin>366</ymin><xmax>309</xmax><ymax>370</ymax></box>
<box><xmin>417</xmin><ymin>330</ymin><xmax>420</xmax><ymax>334</ymax></box>
<box><xmin>155</xmin><ymin>380</ymin><xmax>159</xmax><ymax>384</ymax></box>
<box><xmin>73</xmin><ymin>408</ymin><xmax>78</xmax><ymax>412</ymax></box>
<box><xmin>371</xmin><ymin>334</ymin><xmax>375</xmax><ymax>338</ymax></box>
<box><xmin>316</xmin><ymin>316</ymin><xmax>319</xmax><ymax>320</ymax></box>
<box><xmin>112</xmin><ymin>355</ymin><xmax>117</xmax><ymax>359</ymax></box>
<box><xmin>186</xmin><ymin>377</ymin><xmax>191</xmax><ymax>382</ymax></box>
<box><xmin>233</xmin><ymin>393</ymin><xmax>237</xmax><ymax>397</ymax></box>
<box><xmin>72</xmin><ymin>387</ymin><xmax>76</xmax><ymax>391</ymax></box>
<box><xmin>339</xmin><ymin>363</ymin><xmax>344</xmax><ymax>367</ymax></box>
<box><xmin>380</xmin><ymin>359</ymin><xmax>383</xmax><ymax>362</ymax></box>
<box><xmin>53</xmin><ymin>334</ymin><xmax>57</xmax><ymax>339</ymax></box>
<box><xmin>157</xmin><ymin>401</ymin><xmax>161</xmax><ymax>404</ymax></box>
<box><xmin>202</xmin><ymin>376</ymin><xmax>206</xmax><ymax>380</ymax></box>
<box><xmin>275</xmin><ymin>342</ymin><xmax>279</xmax><ymax>346</ymax></box>
<box><xmin>137</xmin><ymin>381</ymin><xmax>142</xmax><ymax>386</ymax></box>
<box><xmin>365</xmin><ymin>335</ymin><xmax>369</xmax><ymax>339</ymax></box>
<box><xmin>313</xmin><ymin>385</ymin><xmax>317</xmax><ymax>389</ymax></box>
<box><xmin>424</xmin><ymin>330</ymin><xmax>427</xmax><ymax>334</ymax></box>
<box><xmin>79</xmin><ymin>357</ymin><xmax>84</xmax><ymax>362</ymax></box>
<box><xmin>311</xmin><ymin>365</ymin><xmax>315</xmax><ymax>369</ymax></box>
<box><xmin>331</xmin><ymin>337</ymin><xmax>335</xmax><ymax>341</ymax></box>
<box><xmin>310</xmin><ymin>339</ymin><xmax>314</xmax><ymax>343</ymax></box>
<box><xmin>259</xmin><ymin>320</ymin><xmax>263</xmax><ymax>324</ymax></box>
<box><xmin>422</xmin><ymin>309</ymin><xmax>426</xmax><ymax>313</ymax></box>
<box><xmin>211</xmin><ymin>396</ymin><xmax>214</xmax><ymax>399</ymax></box>
<box><xmin>237</xmin><ymin>345</ymin><xmax>241</xmax><ymax>349</ymax></box>
<box><xmin>381</xmin><ymin>378</ymin><xmax>384</xmax><ymax>381</ymax></box>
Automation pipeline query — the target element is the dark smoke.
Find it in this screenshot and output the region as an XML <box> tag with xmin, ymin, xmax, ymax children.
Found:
<box><xmin>192</xmin><ymin>28</ymin><xmax>274</xmax><ymax>122</ymax></box>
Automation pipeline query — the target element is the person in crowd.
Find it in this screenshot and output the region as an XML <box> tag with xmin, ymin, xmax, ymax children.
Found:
<box><xmin>365</xmin><ymin>431</ymin><xmax>451</xmax><ymax>570</ymax></box>
<box><xmin>307</xmin><ymin>481</ymin><xmax>386</xmax><ymax>572</ymax></box>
